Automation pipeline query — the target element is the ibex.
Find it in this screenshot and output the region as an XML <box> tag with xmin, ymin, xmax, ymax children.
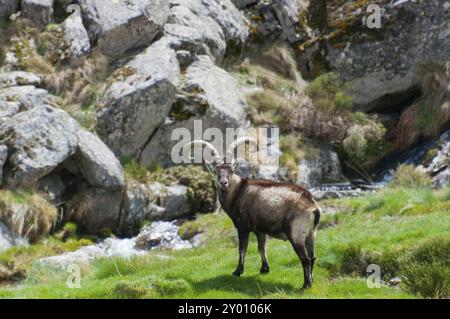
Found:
<box><xmin>184</xmin><ymin>137</ymin><xmax>322</xmax><ymax>289</ymax></box>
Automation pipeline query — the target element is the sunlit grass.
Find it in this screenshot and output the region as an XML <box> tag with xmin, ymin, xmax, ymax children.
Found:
<box><xmin>1</xmin><ymin>187</ymin><xmax>449</xmax><ymax>299</ymax></box>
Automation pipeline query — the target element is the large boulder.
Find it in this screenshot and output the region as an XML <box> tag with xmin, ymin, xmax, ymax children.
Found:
<box><xmin>97</xmin><ymin>40</ymin><xmax>180</xmax><ymax>157</ymax></box>
<box><xmin>0</xmin><ymin>105</ymin><xmax>80</xmax><ymax>188</ymax></box>
<box><xmin>21</xmin><ymin>0</ymin><xmax>54</xmax><ymax>29</ymax></box>
<box><xmin>0</xmin><ymin>85</ymin><xmax>51</xmax><ymax>117</ymax></box>
<box><xmin>60</xmin><ymin>12</ymin><xmax>91</xmax><ymax>59</ymax></box>
<box><xmin>296</xmin><ymin>144</ymin><xmax>347</xmax><ymax>188</ymax></box>
<box><xmin>167</xmin><ymin>0</ymin><xmax>249</xmax><ymax>62</ymax></box>
<box><xmin>0</xmin><ymin>0</ymin><xmax>19</xmax><ymax>19</ymax></box>
<box><xmin>73</xmin><ymin>130</ymin><xmax>125</xmax><ymax>190</ymax></box>
<box><xmin>78</xmin><ymin>0</ymin><xmax>169</xmax><ymax>58</ymax></box>
<box><xmin>65</xmin><ymin>188</ymin><xmax>124</xmax><ymax>235</ymax></box>
<box><xmin>0</xmin><ymin>72</ymin><xmax>41</xmax><ymax>89</ymax></box>
<box><xmin>139</xmin><ymin>55</ymin><xmax>248</xmax><ymax>167</ymax></box>
<box><xmin>326</xmin><ymin>0</ymin><xmax>450</xmax><ymax>112</ymax></box>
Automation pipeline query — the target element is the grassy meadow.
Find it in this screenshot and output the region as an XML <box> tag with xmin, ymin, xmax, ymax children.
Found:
<box><xmin>1</xmin><ymin>186</ymin><xmax>449</xmax><ymax>299</ymax></box>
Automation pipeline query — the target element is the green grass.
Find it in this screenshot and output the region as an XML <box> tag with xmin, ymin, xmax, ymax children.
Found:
<box><xmin>1</xmin><ymin>187</ymin><xmax>449</xmax><ymax>299</ymax></box>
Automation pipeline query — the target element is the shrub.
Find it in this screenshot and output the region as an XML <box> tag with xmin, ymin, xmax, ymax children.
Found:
<box><xmin>390</xmin><ymin>164</ymin><xmax>432</xmax><ymax>188</ymax></box>
<box><xmin>343</xmin><ymin>122</ymin><xmax>386</xmax><ymax>162</ymax></box>
<box><xmin>123</xmin><ymin>158</ymin><xmax>149</xmax><ymax>183</ymax></box>
<box><xmin>400</xmin><ymin>237</ymin><xmax>450</xmax><ymax>298</ymax></box>
<box><xmin>305</xmin><ymin>73</ymin><xmax>353</xmax><ymax>112</ymax></box>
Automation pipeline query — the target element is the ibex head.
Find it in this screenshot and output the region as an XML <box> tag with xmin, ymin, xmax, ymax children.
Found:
<box><xmin>183</xmin><ymin>137</ymin><xmax>258</xmax><ymax>191</ymax></box>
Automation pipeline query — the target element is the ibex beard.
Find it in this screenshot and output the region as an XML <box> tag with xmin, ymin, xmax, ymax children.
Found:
<box><xmin>184</xmin><ymin>137</ymin><xmax>322</xmax><ymax>289</ymax></box>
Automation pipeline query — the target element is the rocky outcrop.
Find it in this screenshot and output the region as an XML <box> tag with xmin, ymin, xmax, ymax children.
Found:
<box><xmin>78</xmin><ymin>0</ymin><xmax>169</xmax><ymax>58</ymax></box>
<box><xmin>167</xmin><ymin>0</ymin><xmax>249</xmax><ymax>62</ymax></box>
<box><xmin>296</xmin><ymin>145</ymin><xmax>347</xmax><ymax>188</ymax></box>
<box><xmin>74</xmin><ymin>130</ymin><xmax>125</xmax><ymax>190</ymax></box>
<box><xmin>28</xmin><ymin>221</ymin><xmax>192</xmax><ymax>283</ymax></box>
<box><xmin>125</xmin><ymin>182</ymin><xmax>192</xmax><ymax>232</ymax></box>
<box><xmin>97</xmin><ymin>40</ymin><xmax>180</xmax><ymax>157</ymax></box>
<box><xmin>60</xmin><ymin>11</ymin><xmax>91</xmax><ymax>59</ymax></box>
<box><xmin>139</xmin><ymin>55</ymin><xmax>248</xmax><ymax>167</ymax></box>
<box><xmin>0</xmin><ymin>71</ymin><xmax>41</xmax><ymax>88</ymax></box>
<box><xmin>0</xmin><ymin>0</ymin><xmax>19</xmax><ymax>19</ymax></box>
<box><xmin>0</xmin><ymin>85</ymin><xmax>52</xmax><ymax>117</ymax></box>
<box><xmin>0</xmin><ymin>105</ymin><xmax>80</xmax><ymax>189</ymax></box>
<box><xmin>326</xmin><ymin>0</ymin><xmax>450</xmax><ymax>112</ymax></box>
<box><xmin>21</xmin><ymin>0</ymin><xmax>54</xmax><ymax>29</ymax></box>
<box><xmin>65</xmin><ymin>188</ymin><xmax>124</xmax><ymax>235</ymax></box>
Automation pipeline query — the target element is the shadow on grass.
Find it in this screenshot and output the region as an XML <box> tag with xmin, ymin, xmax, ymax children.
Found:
<box><xmin>189</xmin><ymin>274</ymin><xmax>301</xmax><ymax>297</ymax></box>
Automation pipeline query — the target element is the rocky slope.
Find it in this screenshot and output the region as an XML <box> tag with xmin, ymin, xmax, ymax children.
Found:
<box><xmin>0</xmin><ymin>0</ymin><xmax>449</xmax><ymax>258</ymax></box>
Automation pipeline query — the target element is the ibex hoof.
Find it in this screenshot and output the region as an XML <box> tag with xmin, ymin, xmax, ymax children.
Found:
<box><xmin>302</xmin><ymin>283</ymin><xmax>312</xmax><ymax>289</ymax></box>
<box><xmin>232</xmin><ymin>270</ymin><xmax>243</xmax><ymax>277</ymax></box>
<box><xmin>260</xmin><ymin>266</ymin><xmax>270</xmax><ymax>274</ymax></box>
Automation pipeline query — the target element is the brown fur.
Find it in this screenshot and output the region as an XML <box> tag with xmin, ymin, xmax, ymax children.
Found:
<box><xmin>213</xmin><ymin>163</ymin><xmax>321</xmax><ymax>289</ymax></box>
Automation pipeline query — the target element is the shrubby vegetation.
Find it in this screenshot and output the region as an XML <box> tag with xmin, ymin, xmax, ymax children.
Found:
<box><xmin>390</xmin><ymin>164</ymin><xmax>432</xmax><ymax>188</ymax></box>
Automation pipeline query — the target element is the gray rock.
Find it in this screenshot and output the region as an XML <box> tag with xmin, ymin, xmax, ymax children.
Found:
<box><xmin>125</xmin><ymin>183</ymin><xmax>166</xmax><ymax>229</ymax></box>
<box><xmin>0</xmin><ymin>0</ymin><xmax>19</xmax><ymax>18</ymax></box>
<box><xmin>139</xmin><ymin>55</ymin><xmax>248</xmax><ymax>167</ymax></box>
<box><xmin>271</xmin><ymin>0</ymin><xmax>303</xmax><ymax>43</ymax></box>
<box><xmin>0</xmin><ymin>71</ymin><xmax>41</xmax><ymax>88</ymax></box>
<box><xmin>168</xmin><ymin>0</ymin><xmax>249</xmax><ymax>62</ymax></box>
<box><xmin>0</xmin><ymin>144</ymin><xmax>7</xmax><ymax>185</ymax></box>
<box><xmin>61</xmin><ymin>13</ymin><xmax>91</xmax><ymax>59</ymax></box>
<box><xmin>231</xmin><ymin>0</ymin><xmax>259</xmax><ymax>9</ymax></box>
<box><xmin>0</xmin><ymin>85</ymin><xmax>51</xmax><ymax>116</ymax></box>
<box><xmin>0</xmin><ymin>105</ymin><xmax>80</xmax><ymax>188</ymax></box>
<box><xmin>74</xmin><ymin>130</ymin><xmax>125</xmax><ymax>190</ymax></box>
<box><xmin>28</xmin><ymin>220</ymin><xmax>190</xmax><ymax>283</ymax></box>
<box><xmin>78</xmin><ymin>0</ymin><xmax>169</xmax><ymax>58</ymax></box>
<box><xmin>164</xmin><ymin>185</ymin><xmax>190</xmax><ymax>219</ymax></box>
<box><xmin>0</xmin><ymin>96</ymin><xmax>20</xmax><ymax>119</ymax></box>
<box><xmin>36</xmin><ymin>173</ymin><xmax>66</xmax><ymax>204</ymax></box>
<box><xmin>21</xmin><ymin>0</ymin><xmax>54</xmax><ymax>29</ymax></box>
<box><xmin>97</xmin><ymin>40</ymin><xmax>180</xmax><ymax>157</ymax></box>
<box><xmin>297</xmin><ymin>145</ymin><xmax>347</xmax><ymax>188</ymax></box>
<box><xmin>134</xmin><ymin>221</ymin><xmax>193</xmax><ymax>250</ymax></box>
<box><xmin>66</xmin><ymin>188</ymin><xmax>124</xmax><ymax>235</ymax></box>
<box><xmin>327</xmin><ymin>0</ymin><xmax>450</xmax><ymax>112</ymax></box>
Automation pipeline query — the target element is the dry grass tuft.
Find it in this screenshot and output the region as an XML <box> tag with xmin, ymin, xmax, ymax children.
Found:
<box><xmin>390</xmin><ymin>164</ymin><xmax>432</xmax><ymax>188</ymax></box>
<box><xmin>0</xmin><ymin>191</ymin><xmax>57</xmax><ymax>243</ymax></box>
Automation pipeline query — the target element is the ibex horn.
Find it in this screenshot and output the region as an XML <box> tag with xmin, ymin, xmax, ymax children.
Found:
<box><xmin>226</xmin><ymin>136</ymin><xmax>258</xmax><ymax>164</ymax></box>
<box><xmin>183</xmin><ymin>140</ymin><xmax>222</xmax><ymax>164</ymax></box>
